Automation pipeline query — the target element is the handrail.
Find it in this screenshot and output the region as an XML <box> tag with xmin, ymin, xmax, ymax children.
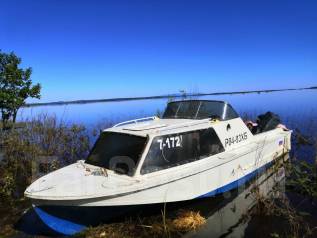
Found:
<box><xmin>113</xmin><ymin>116</ymin><xmax>157</xmax><ymax>128</ymax></box>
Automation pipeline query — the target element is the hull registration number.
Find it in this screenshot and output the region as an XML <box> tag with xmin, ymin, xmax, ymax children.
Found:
<box><xmin>225</xmin><ymin>132</ymin><xmax>248</xmax><ymax>147</ymax></box>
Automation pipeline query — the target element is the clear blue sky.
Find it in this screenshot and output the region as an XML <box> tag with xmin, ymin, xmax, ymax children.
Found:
<box><xmin>1</xmin><ymin>0</ymin><xmax>316</xmax><ymax>103</ymax></box>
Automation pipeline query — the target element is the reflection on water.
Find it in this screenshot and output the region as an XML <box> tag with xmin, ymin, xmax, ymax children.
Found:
<box><xmin>186</xmin><ymin>154</ymin><xmax>288</xmax><ymax>238</ymax></box>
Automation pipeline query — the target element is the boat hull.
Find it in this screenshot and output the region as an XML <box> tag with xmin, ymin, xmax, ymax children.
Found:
<box><xmin>32</xmin><ymin>130</ymin><xmax>291</xmax><ymax>207</ymax></box>
<box><xmin>32</xmin><ymin>153</ymin><xmax>289</xmax><ymax>235</ymax></box>
<box><xmin>28</xmin><ymin>129</ymin><xmax>291</xmax><ymax>235</ymax></box>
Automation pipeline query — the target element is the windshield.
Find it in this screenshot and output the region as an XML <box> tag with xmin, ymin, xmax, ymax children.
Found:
<box><xmin>85</xmin><ymin>132</ymin><xmax>147</xmax><ymax>176</ymax></box>
<box><xmin>162</xmin><ymin>100</ymin><xmax>238</xmax><ymax>120</ymax></box>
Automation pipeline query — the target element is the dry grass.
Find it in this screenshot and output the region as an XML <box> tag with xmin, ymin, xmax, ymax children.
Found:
<box><xmin>80</xmin><ymin>209</ymin><xmax>206</xmax><ymax>238</ymax></box>
<box><xmin>0</xmin><ymin>198</ymin><xmax>30</xmax><ymax>237</ymax></box>
<box><xmin>0</xmin><ymin>114</ymin><xmax>90</xmax><ymax>201</ymax></box>
<box><xmin>172</xmin><ymin>210</ymin><xmax>206</xmax><ymax>232</ymax></box>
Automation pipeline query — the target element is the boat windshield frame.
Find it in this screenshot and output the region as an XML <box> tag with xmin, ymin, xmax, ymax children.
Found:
<box><xmin>85</xmin><ymin>131</ymin><xmax>148</xmax><ymax>176</ymax></box>
<box><xmin>162</xmin><ymin>100</ymin><xmax>239</xmax><ymax>120</ymax></box>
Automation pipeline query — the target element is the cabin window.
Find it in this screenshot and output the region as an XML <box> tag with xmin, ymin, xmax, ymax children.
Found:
<box><xmin>141</xmin><ymin>128</ymin><xmax>224</xmax><ymax>174</ymax></box>
<box><xmin>85</xmin><ymin>132</ymin><xmax>147</xmax><ymax>176</ymax></box>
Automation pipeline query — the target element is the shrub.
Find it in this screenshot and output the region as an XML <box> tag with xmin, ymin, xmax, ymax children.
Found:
<box><xmin>0</xmin><ymin>114</ymin><xmax>90</xmax><ymax>203</ymax></box>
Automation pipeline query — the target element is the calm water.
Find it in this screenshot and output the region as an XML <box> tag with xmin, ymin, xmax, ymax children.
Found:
<box><xmin>18</xmin><ymin>89</ymin><xmax>317</xmax><ymax>142</ymax></box>
<box><xmin>18</xmin><ymin>89</ymin><xmax>317</xmax><ymax>162</ymax></box>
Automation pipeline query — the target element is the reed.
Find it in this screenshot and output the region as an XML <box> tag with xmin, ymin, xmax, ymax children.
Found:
<box><xmin>249</xmin><ymin>189</ymin><xmax>311</xmax><ymax>238</ymax></box>
<box><xmin>286</xmin><ymin>160</ymin><xmax>317</xmax><ymax>199</ymax></box>
<box><xmin>244</xmin><ymin>146</ymin><xmax>317</xmax><ymax>238</ymax></box>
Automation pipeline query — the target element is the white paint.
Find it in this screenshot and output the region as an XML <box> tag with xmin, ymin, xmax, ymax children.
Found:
<box><xmin>25</xmin><ymin>111</ymin><xmax>292</xmax><ymax>207</ymax></box>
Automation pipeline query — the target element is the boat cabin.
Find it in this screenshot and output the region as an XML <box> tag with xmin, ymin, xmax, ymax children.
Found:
<box><xmin>85</xmin><ymin>100</ymin><xmax>251</xmax><ymax>177</ymax></box>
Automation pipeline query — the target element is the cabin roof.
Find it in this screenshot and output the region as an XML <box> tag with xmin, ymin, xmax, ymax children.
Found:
<box><xmin>104</xmin><ymin>100</ymin><xmax>240</xmax><ymax>137</ymax></box>
<box><xmin>105</xmin><ymin>118</ymin><xmax>216</xmax><ymax>137</ymax></box>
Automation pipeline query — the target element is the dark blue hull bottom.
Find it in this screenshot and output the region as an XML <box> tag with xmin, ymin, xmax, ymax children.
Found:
<box><xmin>18</xmin><ymin>158</ymin><xmax>283</xmax><ymax>236</ymax></box>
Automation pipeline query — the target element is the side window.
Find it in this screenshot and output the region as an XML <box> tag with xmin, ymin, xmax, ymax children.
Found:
<box><xmin>200</xmin><ymin>128</ymin><xmax>225</xmax><ymax>156</ymax></box>
<box><xmin>141</xmin><ymin>128</ymin><xmax>224</xmax><ymax>174</ymax></box>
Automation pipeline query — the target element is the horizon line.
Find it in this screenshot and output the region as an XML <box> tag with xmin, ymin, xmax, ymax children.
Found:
<box><xmin>24</xmin><ymin>86</ymin><xmax>317</xmax><ymax>108</ymax></box>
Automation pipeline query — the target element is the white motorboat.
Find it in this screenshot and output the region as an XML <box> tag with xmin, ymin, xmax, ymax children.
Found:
<box><xmin>24</xmin><ymin>100</ymin><xmax>292</xmax><ymax>235</ymax></box>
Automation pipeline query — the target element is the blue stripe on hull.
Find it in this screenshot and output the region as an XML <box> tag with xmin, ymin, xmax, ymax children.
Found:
<box><xmin>198</xmin><ymin>160</ymin><xmax>274</xmax><ymax>198</ymax></box>
<box><xmin>33</xmin><ymin>206</ymin><xmax>86</xmax><ymax>235</ymax></box>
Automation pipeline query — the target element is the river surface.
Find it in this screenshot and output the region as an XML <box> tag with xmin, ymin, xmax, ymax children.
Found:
<box><xmin>19</xmin><ymin>89</ymin><xmax>317</xmax><ymax>132</ymax></box>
